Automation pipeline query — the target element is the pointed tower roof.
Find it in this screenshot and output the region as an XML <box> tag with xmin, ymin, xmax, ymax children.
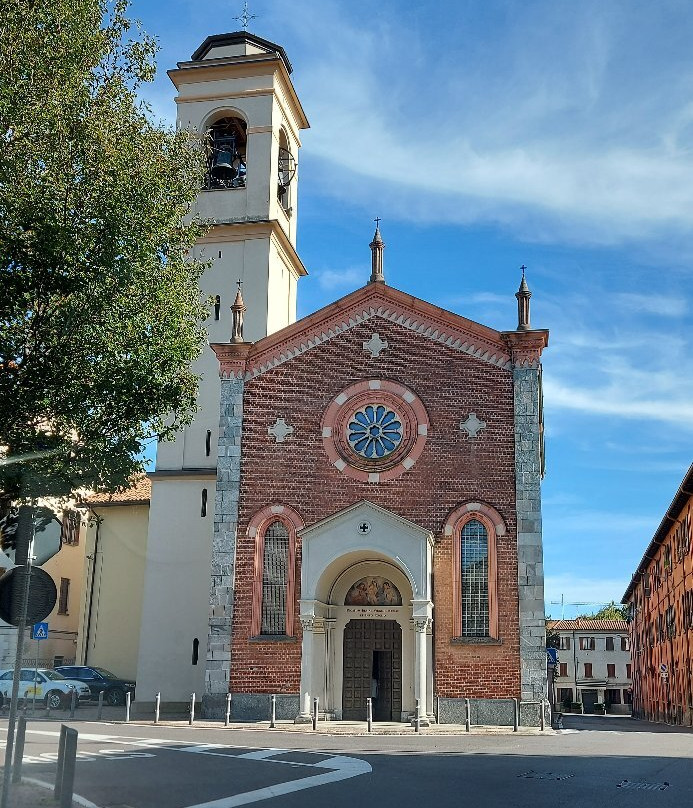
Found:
<box><xmin>369</xmin><ymin>219</ymin><xmax>385</xmax><ymax>284</ymax></box>
<box><xmin>190</xmin><ymin>31</ymin><xmax>293</xmax><ymax>73</ymax></box>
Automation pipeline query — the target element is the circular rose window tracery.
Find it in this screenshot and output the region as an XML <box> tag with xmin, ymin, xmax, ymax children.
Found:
<box><xmin>321</xmin><ymin>380</ymin><xmax>429</xmax><ymax>483</ymax></box>
<box><xmin>348</xmin><ymin>405</ymin><xmax>403</xmax><ymax>458</ymax></box>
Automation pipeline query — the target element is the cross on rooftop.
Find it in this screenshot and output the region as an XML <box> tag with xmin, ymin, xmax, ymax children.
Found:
<box><xmin>234</xmin><ymin>1</ymin><xmax>257</xmax><ymax>30</ymax></box>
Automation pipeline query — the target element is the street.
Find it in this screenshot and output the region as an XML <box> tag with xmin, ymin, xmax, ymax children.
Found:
<box><xmin>1</xmin><ymin>714</ymin><xmax>692</xmax><ymax>807</ymax></box>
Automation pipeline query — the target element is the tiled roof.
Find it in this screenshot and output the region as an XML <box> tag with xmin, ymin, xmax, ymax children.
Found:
<box><xmin>547</xmin><ymin>619</ymin><xmax>629</xmax><ymax>632</ymax></box>
<box><xmin>84</xmin><ymin>475</ymin><xmax>151</xmax><ymax>506</ymax></box>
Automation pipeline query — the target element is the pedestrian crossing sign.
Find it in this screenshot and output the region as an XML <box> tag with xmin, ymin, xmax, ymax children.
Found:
<box><xmin>31</xmin><ymin>622</ymin><xmax>49</xmax><ymax>640</ymax></box>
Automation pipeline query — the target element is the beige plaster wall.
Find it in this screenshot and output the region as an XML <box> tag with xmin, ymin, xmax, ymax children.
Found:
<box><xmin>77</xmin><ymin>505</ymin><xmax>149</xmax><ymax>681</ymax></box>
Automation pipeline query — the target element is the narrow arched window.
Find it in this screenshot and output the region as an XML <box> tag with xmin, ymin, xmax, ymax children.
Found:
<box><xmin>261</xmin><ymin>520</ymin><xmax>290</xmax><ymax>635</ymax></box>
<box><xmin>460</xmin><ymin>519</ymin><xmax>489</xmax><ymax>637</ymax></box>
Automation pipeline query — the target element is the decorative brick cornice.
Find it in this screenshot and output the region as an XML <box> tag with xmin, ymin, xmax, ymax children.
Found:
<box><xmin>213</xmin><ymin>284</ymin><xmax>516</xmax><ymax>380</ymax></box>
<box><xmin>500</xmin><ymin>329</ymin><xmax>549</xmax><ymax>368</ymax></box>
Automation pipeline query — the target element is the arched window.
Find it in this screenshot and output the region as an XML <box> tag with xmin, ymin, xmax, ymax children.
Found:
<box><xmin>205</xmin><ymin>116</ymin><xmax>247</xmax><ymax>190</ymax></box>
<box><xmin>261</xmin><ymin>520</ymin><xmax>290</xmax><ymax>635</ymax></box>
<box><xmin>460</xmin><ymin>519</ymin><xmax>489</xmax><ymax>637</ymax></box>
<box><xmin>248</xmin><ymin>505</ymin><xmax>302</xmax><ymax>638</ymax></box>
<box><xmin>446</xmin><ymin>503</ymin><xmax>502</xmax><ymax>640</ymax></box>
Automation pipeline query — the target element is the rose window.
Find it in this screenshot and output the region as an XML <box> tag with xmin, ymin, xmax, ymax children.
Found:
<box><xmin>348</xmin><ymin>405</ymin><xmax>403</xmax><ymax>459</ymax></box>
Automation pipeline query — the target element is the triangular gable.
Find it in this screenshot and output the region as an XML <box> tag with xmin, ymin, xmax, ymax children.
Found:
<box><xmin>213</xmin><ymin>283</ymin><xmax>514</xmax><ymax>379</ymax></box>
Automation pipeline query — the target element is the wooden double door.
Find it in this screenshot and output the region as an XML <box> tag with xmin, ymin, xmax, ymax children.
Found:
<box><xmin>342</xmin><ymin>619</ymin><xmax>402</xmax><ymax>721</ymax></box>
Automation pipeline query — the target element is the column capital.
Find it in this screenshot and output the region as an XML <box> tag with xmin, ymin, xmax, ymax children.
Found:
<box><xmin>414</xmin><ymin>617</ymin><xmax>432</xmax><ymax>633</ymax></box>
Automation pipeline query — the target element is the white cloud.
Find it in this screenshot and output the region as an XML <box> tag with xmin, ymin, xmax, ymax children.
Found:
<box><xmin>314</xmin><ymin>266</ymin><xmax>364</xmax><ymax>291</ymax></box>
<box><xmin>275</xmin><ymin>0</ymin><xmax>693</xmax><ymax>247</ymax></box>
<box><xmin>615</xmin><ymin>293</ymin><xmax>688</xmax><ymax>317</ymax></box>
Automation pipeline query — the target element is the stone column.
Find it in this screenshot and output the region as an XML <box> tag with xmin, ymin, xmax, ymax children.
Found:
<box><xmin>324</xmin><ymin>618</ymin><xmax>336</xmax><ymax>716</ymax></box>
<box><xmin>413</xmin><ymin>617</ymin><xmax>431</xmax><ymax>726</ymax></box>
<box><xmin>202</xmin><ymin>375</ymin><xmax>244</xmax><ymax>718</ymax></box>
<box><xmin>295</xmin><ymin>616</ymin><xmax>315</xmax><ymax>723</ymax></box>
<box><xmin>513</xmin><ymin>363</ymin><xmax>548</xmax><ymax>702</ymax></box>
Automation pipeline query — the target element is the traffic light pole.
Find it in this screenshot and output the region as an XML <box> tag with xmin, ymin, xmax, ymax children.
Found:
<box><xmin>1</xmin><ymin>506</ymin><xmax>34</xmax><ymax>808</ymax></box>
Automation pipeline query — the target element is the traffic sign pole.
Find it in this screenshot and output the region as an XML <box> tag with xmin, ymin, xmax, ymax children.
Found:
<box><xmin>1</xmin><ymin>506</ymin><xmax>34</xmax><ymax>808</ymax></box>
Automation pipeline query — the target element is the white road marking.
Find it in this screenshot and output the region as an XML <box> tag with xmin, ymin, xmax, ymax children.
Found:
<box><xmin>183</xmin><ymin>754</ymin><xmax>372</xmax><ymax>808</ymax></box>
<box><xmin>234</xmin><ymin>749</ymin><xmax>288</xmax><ymax>761</ymax></box>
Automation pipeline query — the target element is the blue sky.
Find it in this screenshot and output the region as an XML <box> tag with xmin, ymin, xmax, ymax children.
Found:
<box><xmin>131</xmin><ymin>0</ymin><xmax>693</xmax><ymax>617</ymax></box>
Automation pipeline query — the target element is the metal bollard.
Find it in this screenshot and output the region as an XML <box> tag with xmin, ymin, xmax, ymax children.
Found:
<box><xmin>46</xmin><ymin>700</ymin><xmax>51</xmax><ymax>720</ymax></box>
<box><xmin>154</xmin><ymin>692</ymin><xmax>160</xmax><ymax>725</ymax></box>
<box><xmin>225</xmin><ymin>692</ymin><xmax>232</xmax><ymax>727</ymax></box>
<box><xmin>69</xmin><ymin>688</ymin><xmax>77</xmax><ymax>719</ymax></box>
<box><xmin>312</xmin><ymin>697</ymin><xmax>319</xmax><ymax>731</ymax></box>
<box><xmin>125</xmin><ymin>691</ymin><xmax>131</xmax><ymax>723</ymax></box>
<box><xmin>97</xmin><ymin>690</ymin><xmax>104</xmax><ymax>721</ymax></box>
<box><xmin>366</xmin><ymin>697</ymin><xmax>372</xmax><ymax>733</ymax></box>
<box><xmin>540</xmin><ymin>700</ymin><xmax>546</xmax><ymax>732</ymax></box>
<box><xmin>269</xmin><ymin>694</ymin><xmax>276</xmax><ymax>729</ymax></box>
<box><xmin>415</xmin><ymin>697</ymin><xmax>421</xmax><ymax>733</ymax></box>
<box><xmin>465</xmin><ymin>698</ymin><xmax>471</xmax><ymax>733</ymax></box>
<box><xmin>12</xmin><ymin>716</ymin><xmax>27</xmax><ymax>783</ymax></box>
<box><xmin>513</xmin><ymin>698</ymin><xmax>519</xmax><ymax>732</ymax></box>
<box><xmin>54</xmin><ymin>725</ymin><xmax>67</xmax><ymax>800</ymax></box>
<box><xmin>58</xmin><ymin>727</ymin><xmax>78</xmax><ymax>808</ymax></box>
<box><xmin>189</xmin><ymin>692</ymin><xmax>196</xmax><ymax>725</ymax></box>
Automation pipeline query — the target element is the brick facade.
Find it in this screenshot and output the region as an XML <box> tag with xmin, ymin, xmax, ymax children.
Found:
<box><xmin>211</xmin><ymin>283</ymin><xmax>548</xmax><ymax>711</ymax></box>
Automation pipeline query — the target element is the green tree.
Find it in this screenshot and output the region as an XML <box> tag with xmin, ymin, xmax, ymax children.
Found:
<box><xmin>0</xmin><ymin>0</ymin><xmax>208</xmax><ymax>507</ymax></box>
<box><xmin>577</xmin><ymin>601</ymin><xmax>629</xmax><ymax>621</ymax></box>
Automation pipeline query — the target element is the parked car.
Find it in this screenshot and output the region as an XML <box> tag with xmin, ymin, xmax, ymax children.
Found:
<box><xmin>0</xmin><ymin>668</ymin><xmax>91</xmax><ymax>709</ymax></box>
<box><xmin>55</xmin><ymin>665</ymin><xmax>136</xmax><ymax>706</ymax></box>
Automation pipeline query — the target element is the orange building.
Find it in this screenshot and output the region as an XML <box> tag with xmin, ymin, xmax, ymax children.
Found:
<box><xmin>623</xmin><ymin>464</ymin><xmax>693</xmax><ymax>726</ymax></box>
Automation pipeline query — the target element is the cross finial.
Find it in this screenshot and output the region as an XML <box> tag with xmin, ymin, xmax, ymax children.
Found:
<box><xmin>236</xmin><ymin>278</ymin><xmax>243</xmax><ymax>291</ymax></box>
<box><xmin>520</xmin><ymin>264</ymin><xmax>527</xmax><ymax>278</ymax></box>
<box><xmin>234</xmin><ymin>1</ymin><xmax>257</xmax><ymax>30</ymax></box>
<box><xmin>374</xmin><ymin>216</ymin><xmax>381</xmax><ymax>228</ymax></box>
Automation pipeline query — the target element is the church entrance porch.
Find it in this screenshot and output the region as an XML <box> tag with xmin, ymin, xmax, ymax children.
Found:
<box><xmin>342</xmin><ymin>619</ymin><xmax>402</xmax><ymax>721</ymax></box>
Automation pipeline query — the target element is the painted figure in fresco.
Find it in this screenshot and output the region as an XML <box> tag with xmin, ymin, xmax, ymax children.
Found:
<box><xmin>345</xmin><ymin>576</ymin><xmax>402</xmax><ymax>606</ymax></box>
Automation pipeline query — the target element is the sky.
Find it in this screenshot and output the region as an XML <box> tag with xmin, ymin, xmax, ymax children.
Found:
<box><xmin>131</xmin><ymin>0</ymin><xmax>693</xmax><ymax>617</ymax></box>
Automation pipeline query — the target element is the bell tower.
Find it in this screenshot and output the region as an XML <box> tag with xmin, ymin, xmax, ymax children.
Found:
<box><xmin>135</xmin><ymin>32</ymin><xmax>308</xmax><ymax>712</ymax></box>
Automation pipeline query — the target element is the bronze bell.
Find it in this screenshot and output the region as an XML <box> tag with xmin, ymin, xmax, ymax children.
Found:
<box><xmin>211</xmin><ymin>149</ymin><xmax>237</xmax><ymax>181</ymax></box>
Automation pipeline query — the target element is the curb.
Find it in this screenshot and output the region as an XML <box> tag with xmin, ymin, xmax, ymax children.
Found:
<box><xmin>23</xmin><ymin>776</ymin><xmax>101</xmax><ymax>808</ymax></box>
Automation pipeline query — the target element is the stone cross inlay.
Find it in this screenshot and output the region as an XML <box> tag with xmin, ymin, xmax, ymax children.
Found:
<box><xmin>363</xmin><ymin>332</ymin><xmax>388</xmax><ymax>358</ymax></box>
<box><xmin>357</xmin><ymin>521</ymin><xmax>371</xmax><ymax>535</ymax></box>
<box><xmin>268</xmin><ymin>417</ymin><xmax>294</xmax><ymax>443</ymax></box>
<box><xmin>460</xmin><ymin>412</ymin><xmax>487</xmax><ymax>438</ymax></box>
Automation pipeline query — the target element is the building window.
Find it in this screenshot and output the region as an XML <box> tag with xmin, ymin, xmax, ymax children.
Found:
<box><xmin>260</xmin><ymin>521</ymin><xmax>291</xmax><ymax>635</ymax></box>
<box><xmin>623</xmin><ymin>689</ymin><xmax>632</xmax><ymax>704</ymax></box>
<box><xmin>620</xmin><ymin>635</ymin><xmax>630</xmax><ymax>651</ymax></box>
<box><xmin>60</xmin><ymin>510</ymin><xmax>80</xmax><ymax>546</ymax></box>
<box><xmin>460</xmin><ymin>519</ymin><xmax>490</xmax><ymax>638</ymax></box>
<box><xmin>626</xmin><ymin>663</ymin><xmax>632</xmax><ymax>678</ymax></box>
<box><xmin>607</xmin><ymin>663</ymin><xmax>615</xmax><ymax>678</ymax></box>
<box><xmin>584</xmin><ymin>662</ymin><xmax>593</xmax><ymax>678</ymax></box>
<box><xmin>579</xmin><ymin>637</ymin><xmax>595</xmax><ymax>650</ymax></box>
<box><xmin>248</xmin><ymin>507</ymin><xmax>303</xmax><ymax>638</ymax></box>
<box><xmin>559</xmin><ymin>662</ymin><xmax>568</xmax><ymax>677</ymax></box>
<box><xmin>214</xmin><ymin>295</ymin><xmax>221</xmax><ymax>320</ymax></box>
<box><xmin>559</xmin><ymin>636</ymin><xmax>571</xmax><ymax>650</ymax></box>
<box><xmin>277</xmin><ymin>129</ymin><xmax>296</xmax><ymax>213</ymax></box>
<box><xmin>665</xmin><ymin>606</ymin><xmax>676</xmax><ymax>639</ymax></box>
<box><xmin>605</xmin><ymin>636</ymin><xmax>614</xmax><ymax>651</ymax></box>
<box><xmin>201</xmin><ymin>488</ymin><xmax>207</xmax><ymax>518</ymax></box>
<box><xmin>606</xmin><ymin>688</ymin><xmax>622</xmax><ymax>705</ymax></box>
<box><xmin>58</xmin><ymin>578</ymin><xmax>70</xmax><ymax>614</ymax></box>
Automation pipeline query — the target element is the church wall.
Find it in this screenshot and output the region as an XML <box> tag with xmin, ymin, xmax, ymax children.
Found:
<box><xmin>229</xmin><ymin>315</ymin><xmax>520</xmax><ymax>701</ymax></box>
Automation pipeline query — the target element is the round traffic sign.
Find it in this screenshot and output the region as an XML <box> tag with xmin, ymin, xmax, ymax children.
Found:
<box><xmin>0</xmin><ymin>568</ymin><xmax>58</xmax><ymax>626</ymax></box>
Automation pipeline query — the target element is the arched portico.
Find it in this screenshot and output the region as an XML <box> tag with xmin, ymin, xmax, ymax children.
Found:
<box><xmin>296</xmin><ymin>501</ymin><xmax>434</xmax><ymax>722</ymax></box>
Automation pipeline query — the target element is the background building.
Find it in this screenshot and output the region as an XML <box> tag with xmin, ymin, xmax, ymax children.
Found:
<box><xmin>623</xmin><ymin>463</ymin><xmax>693</xmax><ymax>726</ymax></box>
<box><xmin>547</xmin><ymin>618</ymin><xmax>632</xmax><ymax>714</ymax></box>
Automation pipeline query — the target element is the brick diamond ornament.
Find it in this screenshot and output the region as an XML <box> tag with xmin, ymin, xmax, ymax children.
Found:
<box><xmin>268</xmin><ymin>417</ymin><xmax>294</xmax><ymax>443</ymax></box>
<box><xmin>460</xmin><ymin>412</ymin><xmax>486</xmax><ymax>438</ymax></box>
<box><xmin>363</xmin><ymin>332</ymin><xmax>388</xmax><ymax>358</ymax></box>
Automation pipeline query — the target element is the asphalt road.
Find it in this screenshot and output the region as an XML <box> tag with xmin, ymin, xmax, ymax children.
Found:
<box><xmin>2</xmin><ymin>714</ymin><xmax>692</xmax><ymax>807</ymax></box>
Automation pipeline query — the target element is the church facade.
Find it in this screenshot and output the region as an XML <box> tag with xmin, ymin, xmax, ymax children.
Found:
<box><xmin>131</xmin><ymin>31</ymin><xmax>550</xmax><ymax>723</ymax></box>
